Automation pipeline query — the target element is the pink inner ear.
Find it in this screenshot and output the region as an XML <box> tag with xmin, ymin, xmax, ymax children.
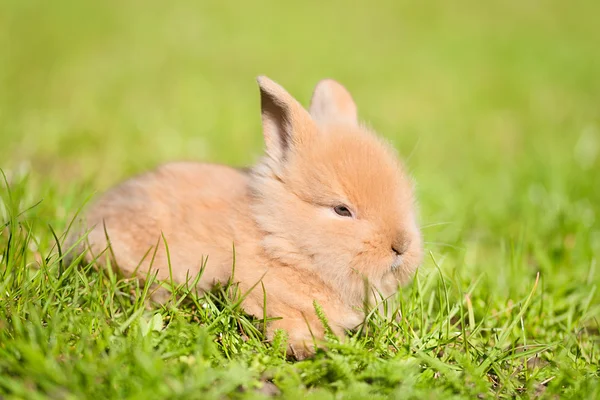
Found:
<box><xmin>309</xmin><ymin>79</ymin><xmax>358</xmax><ymax>125</ymax></box>
<box><xmin>260</xmin><ymin>83</ymin><xmax>292</xmax><ymax>158</ymax></box>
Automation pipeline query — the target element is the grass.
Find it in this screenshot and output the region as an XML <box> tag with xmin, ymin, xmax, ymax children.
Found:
<box><xmin>1</xmin><ymin>0</ymin><xmax>599</xmax><ymax>398</ymax></box>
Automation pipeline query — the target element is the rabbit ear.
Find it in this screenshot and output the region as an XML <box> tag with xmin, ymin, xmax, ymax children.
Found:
<box><xmin>257</xmin><ymin>76</ymin><xmax>316</xmax><ymax>164</ymax></box>
<box><xmin>309</xmin><ymin>79</ymin><xmax>357</xmax><ymax>125</ymax></box>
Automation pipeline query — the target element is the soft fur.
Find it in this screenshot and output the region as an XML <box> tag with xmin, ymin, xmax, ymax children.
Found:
<box><xmin>70</xmin><ymin>77</ymin><xmax>422</xmax><ymax>359</ymax></box>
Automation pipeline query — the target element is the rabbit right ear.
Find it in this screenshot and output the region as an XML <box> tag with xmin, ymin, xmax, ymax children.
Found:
<box><xmin>309</xmin><ymin>79</ymin><xmax>358</xmax><ymax>125</ymax></box>
<box><xmin>257</xmin><ymin>76</ymin><xmax>316</xmax><ymax>164</ymax></box>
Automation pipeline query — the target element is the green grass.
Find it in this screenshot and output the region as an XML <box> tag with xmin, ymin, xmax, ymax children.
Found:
<box><xmin>1</xmin><ymin>0</ymin><xmax>599</xmax><ymax>398</ymax></box>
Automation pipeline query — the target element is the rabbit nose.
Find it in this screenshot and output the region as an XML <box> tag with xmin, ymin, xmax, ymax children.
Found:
<box><xmin>392</xmin><ymin>237</ymin><xmax>409</xmax><ymax>256</ymax></box>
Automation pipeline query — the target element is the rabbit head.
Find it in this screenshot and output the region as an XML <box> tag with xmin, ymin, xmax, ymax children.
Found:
<box><xmin>249</xmin><ymin>77</ymin><xmax>422</xmax><ymax>307</ymax></box>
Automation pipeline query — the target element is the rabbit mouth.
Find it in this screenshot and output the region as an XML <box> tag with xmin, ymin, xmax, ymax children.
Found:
<box><xmin>390</xmin><ymin>255</ymin><xmax>403</xmax><ymax>271</ymax></box>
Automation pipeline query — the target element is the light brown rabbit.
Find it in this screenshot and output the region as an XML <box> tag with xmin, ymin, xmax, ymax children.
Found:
<box><xmin>71</xmin><ymin>76</ymin><xmax>422</xmax><ymax>359</ymax></box>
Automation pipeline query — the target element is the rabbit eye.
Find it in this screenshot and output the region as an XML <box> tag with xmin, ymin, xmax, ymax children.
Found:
<box><xmin>333</xmin><ymin>205</ymin><xmax>353</xmax><ymax>218</ymax></box>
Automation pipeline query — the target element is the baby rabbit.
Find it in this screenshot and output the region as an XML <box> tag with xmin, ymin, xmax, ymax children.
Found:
<box><xmin>72</xmin><ymin>76</ymin><xmax>422</xmax><ymax>359</ymax></box>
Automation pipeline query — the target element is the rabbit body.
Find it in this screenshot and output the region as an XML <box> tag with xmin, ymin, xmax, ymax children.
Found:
<box><xmin>75</xmin><ymin>77</ymin><xmax>422</xmax><ymax>358</ymax></box>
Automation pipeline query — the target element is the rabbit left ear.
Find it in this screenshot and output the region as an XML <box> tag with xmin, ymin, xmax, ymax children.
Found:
<box><xmin>257</xmin><ymin>76</ymin><xmax>316</xmax><ymax>165</ymax></box>
<box><xmin>309</xmin><ymin>79</ymin><xmax>358</xmax><ymax>125</ymax></box>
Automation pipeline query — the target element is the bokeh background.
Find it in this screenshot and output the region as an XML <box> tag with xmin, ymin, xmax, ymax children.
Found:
<box><xmin>1</xmin><ymin>0</ymin><xmax>599</xmax><ymax>300</ymax></box>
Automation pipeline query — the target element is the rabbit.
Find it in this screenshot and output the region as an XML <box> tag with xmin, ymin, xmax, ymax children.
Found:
<box><xmin>70</xmin><ymin>76</ymin><xmax>423</xmax><ymax>359</ymax></box>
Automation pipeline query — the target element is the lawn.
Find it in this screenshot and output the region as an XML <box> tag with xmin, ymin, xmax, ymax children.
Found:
<box><xmin>1</xmin><ymin>0</ymin><xmax>599</xmax><ymax>398</ymax></box>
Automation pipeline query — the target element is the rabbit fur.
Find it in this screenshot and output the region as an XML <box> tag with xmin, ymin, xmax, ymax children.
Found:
<box><xmin>70</xmin><ymin>76</ymin><xmax>422</xmax><ymax>359</ymax></box>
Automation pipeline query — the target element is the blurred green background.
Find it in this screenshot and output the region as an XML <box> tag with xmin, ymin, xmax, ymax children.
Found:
<box><xmin>1</xmin><ymin>0</ymin><xmax>599</xmax><ymax>298</ymax></box>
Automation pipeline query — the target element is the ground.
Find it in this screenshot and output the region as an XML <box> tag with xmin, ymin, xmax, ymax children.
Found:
<box><xmin>1</xmin><ymin>0</ymin><xmax>599</xmax><ymax>398</ymax></box>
